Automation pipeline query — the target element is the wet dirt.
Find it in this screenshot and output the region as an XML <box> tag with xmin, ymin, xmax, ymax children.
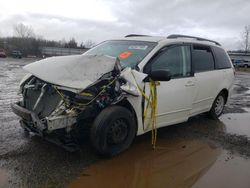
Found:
<box><xmin>224</xmin><ymin>72</ymin><xmax>250</xmax><ymax>113</ymax></box>
<box><xmin>0</xmin><ymin>58</ymin><xmax>250</xmax><ymax>188</ymax></box>
<box><xmin>179</xmin><ymin>115</ymin><xmax>250</xmax><ymax>158</ymax></box>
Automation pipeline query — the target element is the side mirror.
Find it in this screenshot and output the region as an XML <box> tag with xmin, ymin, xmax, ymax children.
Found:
<box><xmin>147</xmin><ymin>69</ymin><xmax>171</xmax><ymax>81</ymax></box>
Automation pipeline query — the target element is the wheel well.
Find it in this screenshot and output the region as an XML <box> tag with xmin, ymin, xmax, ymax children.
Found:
<box><xmin>220</xmin><ymin>89</ymin><xmax>229</xmax><ymax>103</ymax></box>
<box><xmin>115</xmin><ymin>99</ymin><xmax>138</xmax><ymax>133</ymax></box>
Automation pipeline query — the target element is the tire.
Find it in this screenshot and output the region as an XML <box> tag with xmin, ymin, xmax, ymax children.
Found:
<box><xmin>90</xmin><ymin>105</ymin><xmax>136</xmax><ymax>157</ymax></box>
<box><xmin>244</xmin><ymin>64</ymin><xmax>248</xmax><ymax>68</ymax></box>
<box><xmin>208</xmin><ymin>92</ymin><xmax>226</xmax><ymax>119</ymax></box>
<box><xmin>20</xmin><ymin>119</ymin><xmax>30</xmax><ymax>136</ymax></box>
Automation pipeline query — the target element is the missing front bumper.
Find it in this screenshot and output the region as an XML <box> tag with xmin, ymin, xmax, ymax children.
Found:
<box><xmin>11</xmin><ymin>102</ymin><xmax>46</xmax><ymax>134</ymax></box>
<box><xmin>11</xmin><ymin>102</ymin><xmax>76</xmax><ymax>134</ymax></box>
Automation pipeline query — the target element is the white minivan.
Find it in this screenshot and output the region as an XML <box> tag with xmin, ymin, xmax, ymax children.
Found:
<box><xmin>12</xmin><ymin>34</ymin><xmax>234</xmax><ymax>156</ymax></box>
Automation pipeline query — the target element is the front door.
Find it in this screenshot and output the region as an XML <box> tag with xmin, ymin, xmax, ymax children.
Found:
<box><xmin>144</xmin><ymin>44</ymin><xmax>197</xmax><ymax>128</ymax></box>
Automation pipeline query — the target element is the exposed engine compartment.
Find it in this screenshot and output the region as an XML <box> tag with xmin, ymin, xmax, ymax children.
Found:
<box><xmin>18</xmin><ymin>67</ymin><xmax>125</xmax><ymax>134</ymax></box>
<box><xmin>21</xmin><ymin>76</ymin><xmax>61</xmax><ymax>119</ymax></box>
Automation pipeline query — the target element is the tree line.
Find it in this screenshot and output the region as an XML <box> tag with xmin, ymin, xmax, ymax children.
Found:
<box><xmin>1</xmin><ymin>22</ymin><xmax>250</xmax><ymax>57</ymax></box>
<box><xmin>0</xmin><ymin>23</ymin><xmax>95</xmax><ymax>57</ymax></box>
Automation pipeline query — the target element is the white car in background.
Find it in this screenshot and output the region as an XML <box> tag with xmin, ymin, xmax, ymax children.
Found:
<box><xmin>11</xmin><ymin>34</ymin><xmax>234</xmax><ymax>156</ymax></box>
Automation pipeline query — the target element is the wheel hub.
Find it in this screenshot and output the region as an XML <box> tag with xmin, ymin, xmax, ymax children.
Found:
<box><xmin>108</xmin><ymin>119</ymin><xmax>128</xmax><ymax>144</ymax></box>
<box><xmin>214</xmin><ymin>95</ymin><xmax>224</xmax><ymax>116</ymax></box>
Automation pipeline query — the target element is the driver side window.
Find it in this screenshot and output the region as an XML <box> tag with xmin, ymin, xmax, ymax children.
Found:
<box><xmin>151</xmin><ymin>45</ymin><xmax>191</xmax><ymax>78</ymax></box>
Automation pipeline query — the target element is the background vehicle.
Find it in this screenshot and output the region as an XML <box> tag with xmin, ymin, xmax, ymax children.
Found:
<box><xmin>11</xmin><ymin>50</ymin><xmax>22</xmax><ymax>58</ymax></box>
<box><xmin>12</xmin><ymin>34</ymin><xmax>234</xmax><ymax>156</ymax></box>
<box><xmin>0</xmin><ymin>49</ymin><xmax>7</xmax><ymax>58</ymax></box>
<box><xmin>232</xmin><ymin>59</ymin><xmax>250</xmax><ymax>68</ymax></box>
<box><xmin>238</xmin><ymin>60</ymin><xmax>250</xmax><ymax>68</ymax></box>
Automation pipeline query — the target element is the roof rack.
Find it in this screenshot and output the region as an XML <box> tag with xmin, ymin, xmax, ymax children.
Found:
<box><xmin>125</xmin><ymin>34</ymin><xmax>151</xmax><ymax>38</ymax></box>
<box><xmin>167</xmin><ymin>34</ymin><xmax>221</xmax><ymax>46</ymax></box>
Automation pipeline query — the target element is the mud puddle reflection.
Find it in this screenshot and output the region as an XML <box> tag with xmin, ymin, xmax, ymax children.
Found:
<box><xmin>69</xmin><ymin>137</ymin><xmax>220</xmax><ymax>188</ymax></box>
<box><xmin>0</xmin><ymin>169</ymin><xmax>8</xmax><ymax>188</ymax></box>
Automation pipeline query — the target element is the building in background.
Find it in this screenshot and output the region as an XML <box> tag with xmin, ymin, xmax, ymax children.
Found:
<box><xmin>228</xmin><ymin>52</ymin><xmax>250</xmax><ymax>67</ymax></box>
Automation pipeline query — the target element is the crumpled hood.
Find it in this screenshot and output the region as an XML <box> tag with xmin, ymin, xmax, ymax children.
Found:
<box><xmin>24</xmin><ymin>55</ymin><xmax>117</xmax><ymax>90</ymax></box>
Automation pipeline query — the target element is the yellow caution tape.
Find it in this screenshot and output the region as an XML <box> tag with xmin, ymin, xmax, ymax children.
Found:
<box><xmin>79</xmin><ymin>92</ymin><xmax>93</xmax><ymax>97</ymax></box>
<box><xmin>149</xmin><ymin>79</ymin><xmax>160</xmax><ymax>149</ymax></box>
<box><xmin>131</xmin><ymin>72</ymin><xmax>160</xmax><ymax>149</ymax></box>
<box><xmin>54</xmin><ymin>78</ymin><xmax>117</xmax><ymax>107</ymax></box>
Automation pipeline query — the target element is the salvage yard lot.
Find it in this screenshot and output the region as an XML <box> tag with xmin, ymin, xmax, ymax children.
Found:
<box><xmin>0</xmin><ymin>58</ymin><xmax>250</xmax><ymax>188</ymax></box>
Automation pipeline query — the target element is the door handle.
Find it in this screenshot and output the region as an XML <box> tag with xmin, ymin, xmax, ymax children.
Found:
<box><xmin>185</xmin><ymin>81</ymin><xmax>195</xmax><ymax>87</ymax></box>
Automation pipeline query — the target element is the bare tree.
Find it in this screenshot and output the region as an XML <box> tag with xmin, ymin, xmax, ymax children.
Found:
<box><xmin>80</xmin><ymin>42</ymin><xmax>85</xmax><ymax>48</ymax></box>
<box><xmin>241</xmin><ymin>25</ymin><xmax>250</xmax><ymax>52</ymax></box>
<box><xmin>59</xmin><ymin>38</ymin><xmax>67</xmax><ymax>47</ymax></box>
<box><xmin>65</xmin><ymin>38</ymin><xmax>77</xmax><ymax>48</ymax></box>
<box><xmin>84</xmin><ymin>40</ymin><xmax>95</xmax><ymax>48</ymax></box>
<box><xmin>13</xmin><ymin>23</ymin><xmax>35</xmax><ymax>38</ymax></box>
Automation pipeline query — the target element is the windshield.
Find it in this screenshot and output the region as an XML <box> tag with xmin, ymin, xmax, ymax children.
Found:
<box><xmin>84</xmin><ymin>40</ymin><xmax>157</xmax><ymax>68</ymax></box>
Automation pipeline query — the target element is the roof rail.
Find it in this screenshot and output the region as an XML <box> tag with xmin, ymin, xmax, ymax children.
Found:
<box><xmin>125</xmin><ymin>34</ymin><xmax>151</xmax><ymax>38</ymax></box>
<box><xmin>167</xmin><ymin>34</ymin><xmax>221</xmax><ymax>46</ymax></box>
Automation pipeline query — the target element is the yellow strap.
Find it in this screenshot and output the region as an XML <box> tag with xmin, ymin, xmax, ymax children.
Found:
<box><xmin>131</xmin><ymin>72</ymin><xmax>159</xmax><ymax>149</ymax></box>
<box><xmin>54</xmin><ymin>78</ymin><xmax>117</xmax><ymax>107</ymax></box>
<box><xmin>149</xmin><ymin>79</ymin><xmax>160</xmax><ymax>149</ymax></box>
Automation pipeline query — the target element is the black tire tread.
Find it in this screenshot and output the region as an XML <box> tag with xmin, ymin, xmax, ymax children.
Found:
<box><xmin>90</xmin><ymin>105</ymin><xmax>136</xmax><ymax>157</ymax></box>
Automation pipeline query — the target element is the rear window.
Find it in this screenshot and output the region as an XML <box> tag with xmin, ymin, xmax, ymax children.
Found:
<box><xmin>212</xmin><ymin>46</ymin><xmax>232</xmax><ymax>69</ymax></box>
<box><xmin>193</xmin><ymin>45</ymin><xmax>215</xmax><ymax>72</ymax></box>
<box><xmin>85</xmin><ymin>40</ymin><xmax>157</xmax><ymax>68</ymax></box>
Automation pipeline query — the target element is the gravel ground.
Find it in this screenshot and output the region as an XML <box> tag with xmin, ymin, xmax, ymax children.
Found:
<box><xmin>0</xmin><ymin>58</ymin><xmax>250</xmax><ymax>188</ymax></box>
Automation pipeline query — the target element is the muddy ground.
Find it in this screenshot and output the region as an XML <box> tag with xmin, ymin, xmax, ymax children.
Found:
<box><xmin>0</xmin><ymin>58</ymin><xmax>250</xmax><ymax>188</ymax></box>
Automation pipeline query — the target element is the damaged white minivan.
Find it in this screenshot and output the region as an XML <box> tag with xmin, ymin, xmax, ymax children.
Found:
<box><xmin>12</xmin><ymin>34</ymin><xmax>234</xmax><ymax>156</ymax></box>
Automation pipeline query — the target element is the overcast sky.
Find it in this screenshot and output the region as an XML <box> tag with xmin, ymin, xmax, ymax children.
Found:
<box><xmin>0</xmin><ymin>0</ymin><xmax>249</xmax><ymax>50</ymax></box>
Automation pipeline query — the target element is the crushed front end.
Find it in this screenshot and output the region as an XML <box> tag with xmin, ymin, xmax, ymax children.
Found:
<box><xmin>11</xmin><ymin>54</ymin><xmax>149</xmax><ymax>152</ymax></box>
<box><xmin>11</xmin><ymin>68</ymin><xmax>125</xmax><ymax>150</ymax></box>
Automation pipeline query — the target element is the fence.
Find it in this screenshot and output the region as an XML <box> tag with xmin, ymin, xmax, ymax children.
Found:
<box><xmin>41</xmin><ymin>47</ymin><xmax>89</xmax><ymax>56</ymax></box>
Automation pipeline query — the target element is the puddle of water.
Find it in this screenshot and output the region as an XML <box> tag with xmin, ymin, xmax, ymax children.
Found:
<box><xmin>242</xmin><ymin>108</ymin><xmax>250</xmax><ymax>113</ymax></box>
<box><xmin>220</xmin><ymin>113</ymin><xmax>250</xmax><ymax>138</ymax></box>
<box><xmin>192</xmin><ymin>151</ymin><xmax>250</xmax><ymax>188</ymax></box>
<box><xmin>69</xmin><ymin>138</ymin><xmax>220</xmax><ymax>188</ymax></box>
<box><xmin>0</xmin><ymin>169</ymin><xmax>8</xmax><ymax>188</ymax></box>
<box><xmin>245</xmin><ymin>87</ymin><xmax>250</xmax><ymax>95</ymax></box>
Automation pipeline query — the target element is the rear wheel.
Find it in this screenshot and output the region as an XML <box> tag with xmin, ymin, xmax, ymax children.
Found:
<box><xmin>209</xmin><ymin>92</ymin><xmax>226</xmax><ymax>119</ymax></box>
<box><xmin>90</xmin><ymin>106</ymin><xmax>136</xmax><ymax>157</ymax></box>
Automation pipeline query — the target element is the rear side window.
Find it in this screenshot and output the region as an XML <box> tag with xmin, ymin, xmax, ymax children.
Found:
<box><xmin>212</xmin><ymin>46</ymin><xmax>232</xmax><ymax>69</ymax></box>
<box><xmin>193</xmin><ymin>45</ymin><xmax>215</xmax><ymax>72</ymax></box>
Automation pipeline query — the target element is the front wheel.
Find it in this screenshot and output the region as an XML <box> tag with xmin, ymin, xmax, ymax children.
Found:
<box><xmin>208</xmin><ymin>92</ymin><xmax>226</xmax><ymax>119</ymax></box>
<box><xmin>90</xmin><ymin>106</ymin><xmax>136</xmax><ymax>157</ymax></box>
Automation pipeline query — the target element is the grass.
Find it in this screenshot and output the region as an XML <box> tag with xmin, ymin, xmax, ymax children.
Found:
<box><xmin>235</xmin><ymin>67</ymin><xmax>250</xmax><ymax>73</ymax></box>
